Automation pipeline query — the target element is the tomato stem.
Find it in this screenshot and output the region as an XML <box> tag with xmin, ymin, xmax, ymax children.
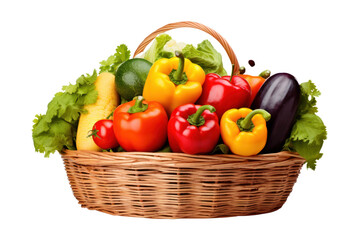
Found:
<box><xmin>87</xmin><ymin>129</ymin><xmax>100</xmax><ymax>138</ymax></box>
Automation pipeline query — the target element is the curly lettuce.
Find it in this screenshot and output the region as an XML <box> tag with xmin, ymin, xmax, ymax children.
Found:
<box><xmin>32</xmin><ymin>71</ymin><xmax>98</xmax><ymax>157</ymax></box>
<box><xmin>283</xmin><ymin>80</ymin><xmax>327</xmax><ymax>170</ymax></box>
<box><xmin>33</xmin><ymin>44</ymin><xmax>131</xmax><ymax>157</ymax></box>
<box><xmin>99</xmin><ymin>44</ymin><xmax>131</xmax><ymax>74</ymax></box>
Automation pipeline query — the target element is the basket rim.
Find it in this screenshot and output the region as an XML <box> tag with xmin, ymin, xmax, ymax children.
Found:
<box><xmin>61</xmin><ymin>149</ymin><xmax>306</xmax><ymax>168</ymax></box>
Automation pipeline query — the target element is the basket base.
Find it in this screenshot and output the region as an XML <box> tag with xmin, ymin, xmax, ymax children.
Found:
<box><xmin>62</xmin><ymin>150</ymin><xmax>305</xmax><ymax>219</ymax></box>
<box><xmin>79</xmin><ymin>203</ymin><xmax>285</xmax><ymax>219</ymax></box>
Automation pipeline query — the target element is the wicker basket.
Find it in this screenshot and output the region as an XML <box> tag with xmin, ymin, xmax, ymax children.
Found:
<box><xmin>61</xmin><ymin>21</ymin><xmax>306</xmax><ymax>219</ymax></box>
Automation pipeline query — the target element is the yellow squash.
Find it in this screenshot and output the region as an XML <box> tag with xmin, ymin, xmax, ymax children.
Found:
<box><xmin>76</xmin><ymin>72</ymin><xmax>120</xmax><ymax>151</ymax></box>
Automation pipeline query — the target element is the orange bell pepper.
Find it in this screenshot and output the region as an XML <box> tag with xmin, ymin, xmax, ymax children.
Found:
<box><xmin>113</xmin><ymin>96</ymin><xmax>168</xmax><ymax>152</ymax></box>
<box><xmin>239</xmin><ymin>70</ymin><xmax>271</xmax><ymax>104</ymax></box>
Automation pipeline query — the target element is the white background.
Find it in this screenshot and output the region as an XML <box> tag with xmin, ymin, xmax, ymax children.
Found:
<box><xmin>1</xmin><ymin>0</ymin><xmax>359</xmax><ymax>239</ymax></box>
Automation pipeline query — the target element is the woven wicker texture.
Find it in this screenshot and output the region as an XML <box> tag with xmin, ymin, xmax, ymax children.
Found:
<box><xmin>61</xmin><ymin>21</ymin><xmax>306</xmax><ymax>218</ymax></box>
<box><xmin>62</xmin><ymin>150</ymin><xmax>305</xmax><ymax>218</ymax></box>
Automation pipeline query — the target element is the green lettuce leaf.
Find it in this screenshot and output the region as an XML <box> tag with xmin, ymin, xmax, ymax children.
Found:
<box><xmin>157</xmin><ymin>145</ymin><xmax>172</xmax><ymax>152</ymax></box>
<box><xmin>143</xmin><ymin>35</ymin><xmax>227</xmax><ymax>76</ymax></box>
<box><xmin>283</xmin><ymin>80</ymin><xmax>327</xmax><ymax>170</ymax></box>
<box><xmin>211</xmin><ymin>144</ymin><xmax>230</xmax><ymax>154</ymax></box>
<box><xmin>290</xmin><ymin>113</ymin><xmax>326</xmax><ymax>145</ymax></box>
<box><xmin>33</xmin><ymin>116</ymin><xmax>76</xmax><ymax>157</ymax></box>
<box><xmin>34</xmin><ymin>43</ymin><xmax>131</xmax><ymax>157</ymax></box>
<box><xmin>182</xmin><ymin>40</ymin><xmax>227</xmax><ymax>76</ymax></box>
<box><xmin>32</xmin><ymin>70</ymin><xmax>98</xmax><ymax>157</ymax></box>
<box><xmin>99</xmin><ymin>44</ymin><xmax>130</xmax><ymax>74</ymax></box>
<box><xmin>292</xmin><ymin>140</ymin><xmax>323</xmax><ymax>170</ymax></box>
<box><xmin>297</xmin><ymin>80</ymin><xmax>321</xmax><ymax>115</ymax></box>
<box><xmin>143</xmin><ymin>34</ymin><xmax>174</xmax><ymax>62</ymax></box>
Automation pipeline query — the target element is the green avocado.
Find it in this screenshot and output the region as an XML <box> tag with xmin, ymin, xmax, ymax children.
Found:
<box><xmin>115</xmin><ymin>58</ymin><xmax>152</xmax><ymax>101</ymax></box>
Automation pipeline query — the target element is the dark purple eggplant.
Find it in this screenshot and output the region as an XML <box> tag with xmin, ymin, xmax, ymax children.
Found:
<box><xmin>251</xmin><ymin>73</ymin><xmax>300</xmax><ymax>153</ymax></box>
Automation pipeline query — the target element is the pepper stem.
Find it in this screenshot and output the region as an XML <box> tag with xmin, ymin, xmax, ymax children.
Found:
<box><xmin>229</xmin><ymin>64</ymin><xmax>235</xmax><ymax>82</ymax></box>
<box><xmin>239</xmin><ymin>109</ymin><xmax>271</xmax><ymax>130</ymax></box>
<box><xmin>174</xmin><ymin>51</ymin><xmax>185</xmax><ymax>81</ymax></box>
<box><xmin>169</xmin><ymin>51</ymin><xmax>188</xmax><ymax>85</ymax></box>
<box><xmin>127</xmin><ymin>96</ymin><xmax>148</xmax><ymax>114</ymax></box>
<box><xmin>106</xmin><ymin>111</ymin><xmax>114</xmax><ymax>119</ymax></box>
<box><xmin>187</xmin><ymin>105</ymin><xmax>216</xmax><ymax>127</ymax></box>
<box><xmin>259</xmin><ymin>70</ymin><xmax>271</xmax><ymax>79</ymax></box>
<box><xmin>239</xmin><ymin>66</ymin><xmax>246</xmax><ymax>74</ymax></box>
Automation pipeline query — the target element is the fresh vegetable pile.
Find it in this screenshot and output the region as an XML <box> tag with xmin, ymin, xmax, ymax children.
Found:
<box><xmin>32</xmin><ymin>34</ymin><xmax>327</xmax><ymax>170</ymax></box>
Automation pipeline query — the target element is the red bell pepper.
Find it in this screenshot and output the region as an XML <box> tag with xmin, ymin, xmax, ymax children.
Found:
<box><xmin>196</xmin><ymin>65</ymin><xmax>251</xmax><ymax>119</ymax></box>
<box><xmin>168</xmin><ymin>104</ymin><xmax>220</xmax><ymax>154</ymax></box>
<box><xmin>113</xmin><ymin>96</ymin><xmax>168</xmax><ymax>152</ymax></box>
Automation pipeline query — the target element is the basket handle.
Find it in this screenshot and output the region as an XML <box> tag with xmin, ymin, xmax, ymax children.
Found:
<box><xmin>133</xmin><ymin>21</ymin><xmax>240</xmax><ymax>75</ymax></box>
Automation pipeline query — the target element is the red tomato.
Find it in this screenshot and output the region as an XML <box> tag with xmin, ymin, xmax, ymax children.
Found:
<box><xmin>90</xmin><ymin>119</ymin><xmax>119</xmax><ymax>149</ymax></box>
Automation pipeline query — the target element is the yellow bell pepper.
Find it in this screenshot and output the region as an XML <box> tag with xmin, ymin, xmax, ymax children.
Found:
<box><xmin>220</xmin><ymin>108</ymin><xmax>271</xmax><ymax>156</ymax></box>
<box><xmin>143</xmin><ymin>51</ymin><xmax>205</xmax><ymax>115</ymax></box>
